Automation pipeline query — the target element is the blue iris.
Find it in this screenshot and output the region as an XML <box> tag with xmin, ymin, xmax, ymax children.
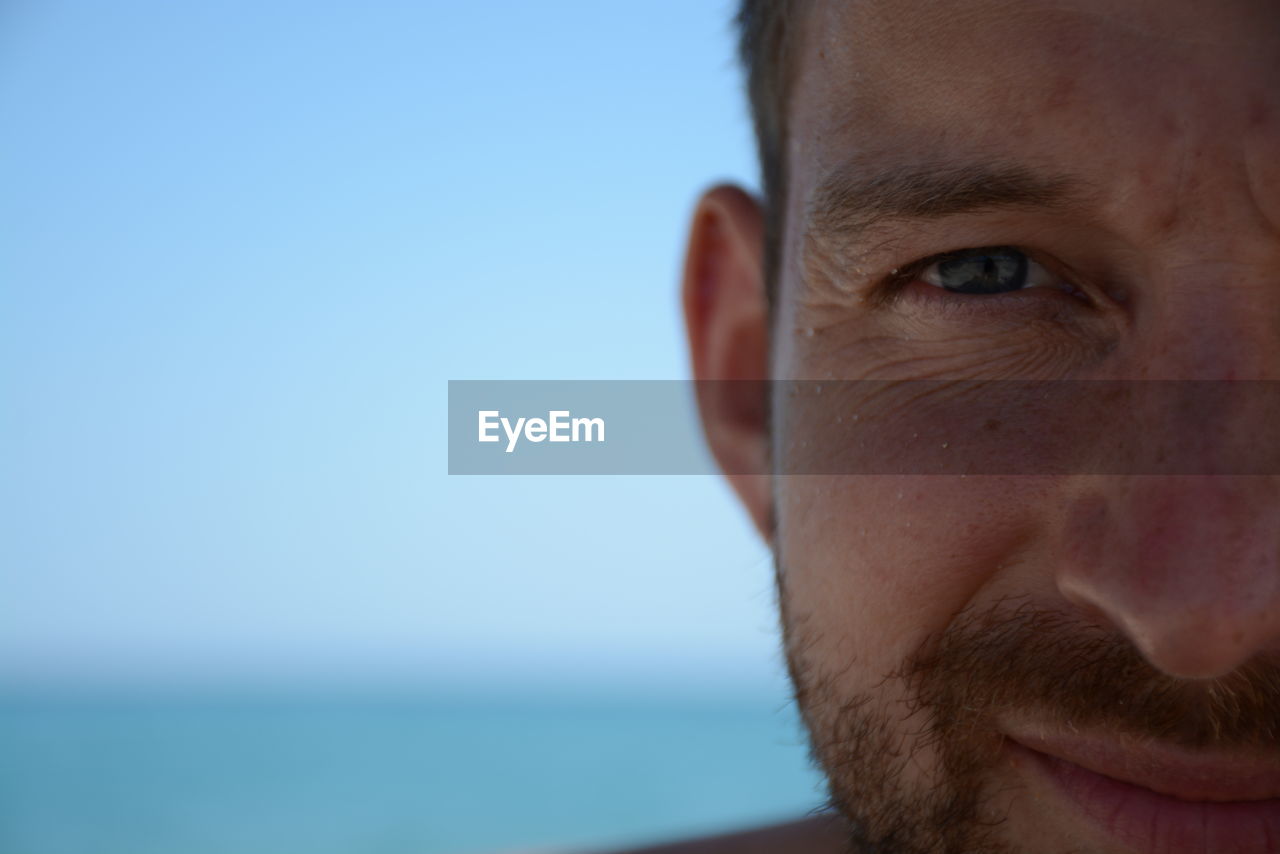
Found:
<box><xmin>934</xmin><ymin>248</ymin><xmax>1029</xmax><ymax>294</ymax></box>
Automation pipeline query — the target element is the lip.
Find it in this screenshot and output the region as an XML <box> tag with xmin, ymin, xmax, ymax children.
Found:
<box><xmin>1003</xmin><ymin>726</ymin><xmax>1280</xmax><ymax>853</ymax></box>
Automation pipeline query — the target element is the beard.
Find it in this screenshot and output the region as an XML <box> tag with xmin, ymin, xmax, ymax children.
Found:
<box><xmin>778</xmin><ymin>578</ymin><xmax>1280</xmax><ymax>854</ymax></box>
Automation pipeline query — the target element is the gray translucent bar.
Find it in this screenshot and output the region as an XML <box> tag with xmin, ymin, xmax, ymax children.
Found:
<box><xmin>448</xmin><ymin>380</ymin><xmax>1280</xmax><ymax>475</ymax></box>
<box><xmin>448</xmin><ymin>381</ymin><xmax>715</xmax><ymax>475</ymax></box>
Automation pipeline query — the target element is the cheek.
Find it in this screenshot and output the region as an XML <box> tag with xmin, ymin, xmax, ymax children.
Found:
<box><xmin>775</xmin><ymin>474</ymin><xmax>1049</xmax><ymax>695</ymax></box>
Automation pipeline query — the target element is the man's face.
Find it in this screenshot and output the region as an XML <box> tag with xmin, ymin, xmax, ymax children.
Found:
<box><xmin>688</xmin><ymin>0</ymin><xmax>1280</xmax><ymax>851</ymax></box>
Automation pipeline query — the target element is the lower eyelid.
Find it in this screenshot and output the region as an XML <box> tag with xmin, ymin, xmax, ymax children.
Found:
<box><xmin>896</xmin><ymin>278</ymin><xmax>1081</xmax><ymax>317</ymax></box>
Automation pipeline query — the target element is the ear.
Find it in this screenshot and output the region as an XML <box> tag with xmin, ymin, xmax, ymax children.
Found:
<box><xmin>681</xmin><ymin>184</ymin><xmax>773</xmax><ymax>541</ymax></box>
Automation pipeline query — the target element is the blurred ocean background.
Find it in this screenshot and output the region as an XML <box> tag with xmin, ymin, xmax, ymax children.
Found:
<box><xmin>0</xmin><ymin>685</ymin><xmax>823</xmax><ymax>854</ymax></box>
<box><xmin>1</xmin><ymin>1</ymin><xmax>826</xmax><ymax>852</ymax></box>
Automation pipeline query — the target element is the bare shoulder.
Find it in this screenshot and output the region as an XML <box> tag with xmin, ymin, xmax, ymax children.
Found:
<box><xmin>594</xmin><ymin>814</ymin><xmax>849</xmax><ymax>854</ymax></box>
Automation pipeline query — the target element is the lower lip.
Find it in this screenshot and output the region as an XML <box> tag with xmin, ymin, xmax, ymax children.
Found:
<box><xmin>1012</xmin><ymin>741</ymin><xmax>1280</xmax><ymax>854</ymax></box>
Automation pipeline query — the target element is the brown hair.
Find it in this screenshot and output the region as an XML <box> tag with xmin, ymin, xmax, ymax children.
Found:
<box><xmin>735</xmin><ymin>0</ymin><xmax>806</xmax><ymax>291</ymax></box>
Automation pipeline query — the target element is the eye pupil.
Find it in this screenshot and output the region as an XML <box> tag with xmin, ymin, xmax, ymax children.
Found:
<box><xmin>936</xmin><ymin>249</ymin><xmax>1028</xmax><ymax>294</ymax></box>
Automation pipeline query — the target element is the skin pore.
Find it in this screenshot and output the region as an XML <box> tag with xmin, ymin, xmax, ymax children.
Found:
<box><xmin>679</xmin><ymin>0</ymin><xmax>1280</xmax><ymax>852</ymax></box>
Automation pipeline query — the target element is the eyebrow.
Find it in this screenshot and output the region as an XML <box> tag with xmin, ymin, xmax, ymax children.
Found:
<box><xmin>807</xmin><ymin>161</ymin><xmax>1088</xmax><ymax>243</ymax></box>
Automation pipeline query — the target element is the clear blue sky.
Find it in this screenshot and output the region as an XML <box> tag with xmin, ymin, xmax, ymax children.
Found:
<box><xmin>1</xmin><ymin>0</ymin><xmax>784</xmax><ymax>693</ymax></box>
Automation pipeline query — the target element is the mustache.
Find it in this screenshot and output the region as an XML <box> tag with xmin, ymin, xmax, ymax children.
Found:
<box><xmin>900</xmin><ymin>600</ymin><xmax>1280</xmax><ymax>749</ymax></box>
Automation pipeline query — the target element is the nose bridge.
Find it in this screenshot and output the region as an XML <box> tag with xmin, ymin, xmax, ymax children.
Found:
<box><xmin>1106</xmin><ymin>377</ymin><xmax>1280</xmax><ymax>477</ymax></box>
<box><xmin>1114</xmin><ymin>254</ymin><xmax>1280</xmax><ymax>474</ymax></box>
<box><xmin>1057</xmin><ymin>476</ymin><xmax>1280</xmax><ymax>678</ymax></box>
<box><xmin>1062</xmin><ymin>226</ymin><xmax>1280</xmax><ymax>677</ymax></box>
<box><xmin>1131</xmin><ymin>255</ymin><xmax>1280</xmax><ymax>381</ymax></box>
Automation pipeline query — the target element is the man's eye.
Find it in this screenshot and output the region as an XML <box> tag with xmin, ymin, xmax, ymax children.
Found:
<box><xmin>919</xmin><ymin>247</ymin><xmax>1052</xmax><ymax>295</ymax></box>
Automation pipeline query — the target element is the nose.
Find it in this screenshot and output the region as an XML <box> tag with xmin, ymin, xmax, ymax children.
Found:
<box><xmin>1057</xmin><ymin>476</ymin><xmax>1280</xmax><ymax>678</ymax></box>
<box><xmin>1053</xmin><ymin>259</ymin><xmax>1280</xmax><ymax>677</ymax></box>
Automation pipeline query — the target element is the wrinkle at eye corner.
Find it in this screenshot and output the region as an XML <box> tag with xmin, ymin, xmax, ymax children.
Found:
<box><xmin>799</xmin><ymin>232</ymin><xmax>888</xmax><ymax>298</ymax></box>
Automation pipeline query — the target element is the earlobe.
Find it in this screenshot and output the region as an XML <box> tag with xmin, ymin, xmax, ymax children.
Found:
<box><xmin>681</xmin><ymin>184</ymin><xmax>774</xmax><ymax>540</ymax></box>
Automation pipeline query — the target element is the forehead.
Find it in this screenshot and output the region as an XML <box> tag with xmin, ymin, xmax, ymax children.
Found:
<box><xmin>788</xmin><ymin>0</ymin><xmax>1280</xmax><ymax>221</ymax></box>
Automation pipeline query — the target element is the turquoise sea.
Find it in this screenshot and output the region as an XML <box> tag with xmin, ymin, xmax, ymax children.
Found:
<box><xmin>0</xmin><ymin>687</ymin><xmax>827</xmax><ymax>854</ymax></box>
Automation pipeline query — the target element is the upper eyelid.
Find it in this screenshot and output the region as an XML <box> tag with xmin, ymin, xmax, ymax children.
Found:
<box><xmin>919</xmin><ymin>245</ymin><xmax>1028</xmax><ymax>265</ymax></box>
<box><xmin>909</xmin><ymin>246</ymin><xmax>1051</xmax><ymax>279</ymax></box>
